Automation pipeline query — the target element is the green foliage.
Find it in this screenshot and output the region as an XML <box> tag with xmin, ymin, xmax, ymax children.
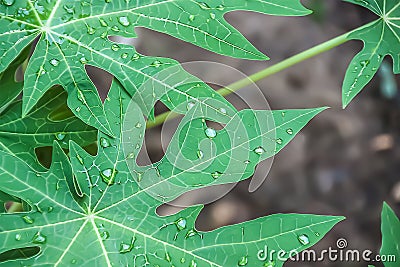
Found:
<box><xmin>343</xmin><ymin>0</ymin><xmax>400</xmax><ymax>107</ymax></box>
<box><xmin>0</xmin><ymin>0</ymin><xmax>310</xmax><ymax>134</ymax></box>
<box><xmin>0</xmin><ymin>81</ymin><xmax>343</xmax><ymax>266</ymax></box>
<box><xmin>380</xmin><ymin>202</ymin><xmax>400</xmax><ymax>267</ymax></box>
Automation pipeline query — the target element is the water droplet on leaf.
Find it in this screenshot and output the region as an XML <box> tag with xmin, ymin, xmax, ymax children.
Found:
<box><xmin>298</xmin><ymin>234</ymin><xmax>310</xmax><ymax>245</ymax></box>
<box><xmin>205</xmin><ymin>127</ymin><xmax>217</xmax><ymax>138</ymax></box>
<box><xmin>32</xmin><ymin>232</ymin><xmax>47</xmax><ymax>244</ymax></box>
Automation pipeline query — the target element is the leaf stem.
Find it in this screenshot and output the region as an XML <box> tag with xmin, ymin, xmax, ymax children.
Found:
<box><xmin>147</xmin><ymin>32</ymin><xmax>350</xmax><ymax>129</ymax></box>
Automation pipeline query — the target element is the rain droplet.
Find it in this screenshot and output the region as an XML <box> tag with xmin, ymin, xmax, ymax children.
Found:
<box><xmin>32</xmin><ymin>232</ymin><xmax>47</xmax><ymax>244</ymax></box>
<box><xmin>118</xmin><ymin>16</ymin><xmax>130</xmax><ymax>26</ymax></box>
<box><xmin>315</xmin><ymin>232</ymin><xmax>320</xmax><ymax>237</ymax></box>
<box><xmin>276</xmin><ymin>138</ymin><xmax>283</xmax><ymax>145</ymax></box>
<box><xmin>298</xmin><ymin>234</ymin><xmax>310</xmax><ymax>245</ymax></box>
<box><xmin>49</xmin><ymin>59</ymin><xmax>59</xmax><ymax>66</ymax></box>
<box><xmin>165</xmin><ymin>252</ymin><xmax>171</xmax><ymax>262</ymax></box>
<box><xmin>99</xmin><ymin>18</ymin><xmax>108</xmax><ymax>27</ymax></box>
<box><xmin>211</xmin><ymin>171</ymin><xmax>222</xmax><ymax>179</ymax></box>
<box><xmin>2</xmin><ymin>0</ymin><xmax>15</xmax><ymax>6</ymax></box>
<box><xmin>360</xmin><ymin>60</ymin><xmax>370</xmax><ymax>67</ymax></box>
<box><xmin>87</xmin><ymin>26</ymin><xmax>95</xmax><ymax>35</ymax></box>
<box><xmin>189</xmin><ymin>259</ymin><xmax>198</xmax><ymax>267</ymax></box>
<box><xmin>100</xmin><ymin>168</ymin><xmax>118</xmax><ymax>185</ymax></box>
<box><xmin>286</xmin><ymin>128</ymin><xmax>293</xmax><ymax>135</ymax></box>
<box><xmin>187</xmin><ymin>101</ymin><xmax>195</xmax><ymax>110</ymax></box>
<box><xmin>15</xmin><ymin>234</ymin><xmax>21</xmax><ymax>240</ymax></box>
<box><xmin>175</xmin><ymin>218</ymin><xmax>187</xmax><ymax>231</ymax></box>
<box><xmin>55</xmin><ymin>132</ymin><xmax>66</xmax><ymax>141</ymax></box>
<box><xmin>37</xmin><ymin>66</ymin><xmax>46</xmax><ymax>76</ymax></box>
<box><xmin>219</xmin><ymin>107</ymin><xmax>227</xmax><ymax>114</ymax></box>
<box><xmin>238</xmin><ymin>256</ymin><xmax>248</xmax><ymax>266</ymax></box>
<box><xmin>198</xmin><ymin>2</ymin><xmax>210</xmax><ymax>9</ymax></box>
<box><xmin>216</xmin><ymin>4</ymin><xmax>225</xmax><ymax>10</ymax></box>
<box><xmin>205</xmin><ymin>127</ymin><xmax>217</xmax><ymax>138</ymax></box>
<box><xmin>76</xmin><ymin>154</ymin><xmax>84</xmax><ymax>165</ymax></box>
<box><xmin>47</xmin><ymin>206</ymin><xmax>53</xmax><ymax>213</ymax></box>
<box><xmin>126</xmin><ymin>152</ymin><xmax>135</xmax><ymax>159</ymax></box>
<box><xmin>210</xmin><ymin>13</ymin><xmax>216</xmax><ymax>19</ymax></box>
<box><xmin>22</xmin><ymin>216</ymin><xmax>34</xmax><ymax>225</ymax></box>
<box><xmin>100</xmin><ymin>137</ymin><xmax>111</xmax><ymax>148</ymax></box>
<box><xmin>119</xmin><ymin>237</ymin><xmax>135</xmax><ymax>253</ymax></box>
<box><xmin>150</xmin><ymin>60</ymin><xmax>162</xmax><ymax>68</ymax></box>
<box><xmin>111</xmin><ymin>44</ymin><xmax>120</xmax><ymax>51</ymax></box>
<box><xmin>180</xmin><ymin>257</ymin><xmax>186</xmax><ymax>263</ymax></box>
<box><xmin>121</xmin><ymin>53</ymin><xmax>128</xmax><ymax>59</ymax></box>
<box><xmin>244</xmin><ymin>160</ymin><xmax>250</xmax><ymax>164</ymax></box>
<box><xmin>185</xmin><ymin>229</ymin><xmax>200</xmax><ymax>239</ymax></box>
<box><xmin>79</xmin><ymin>56</ymin><xmax>88</xmax><ymax>64</ymax></box>
<box><xmin>197</xmin><ymin>150</ymin><xmax>204</xmax><ymax>159</ymax></box>
<box><xmin>100</xmin><ymin>231</ymin><xmax>110</xmax><ymax>240</ymax></box>
<box><xmin>189</xmin><ymin>14</ymin><xmax>195</xmax><ymax>22</ymax></box>
<box><xmin>254</xmin><ymin>146</ymin><xmax>265</xmax><ymax>155</ymax></box>
<box><xmin>135</xmin><ymin>122</ymin><xmax>142</xmax><ymax>128</ymax></box>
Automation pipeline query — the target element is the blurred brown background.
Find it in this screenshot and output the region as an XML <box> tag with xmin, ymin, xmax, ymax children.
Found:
<box><xmin>90</xmin><ymin>1</ymin><xmax>400</xmax><ymax>266</ymax></box>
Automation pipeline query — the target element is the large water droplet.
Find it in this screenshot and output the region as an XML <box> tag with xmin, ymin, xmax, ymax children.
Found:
<box><xmin>100</xmin><ymin>137</ymin><xmax>111</xmax><ymax>148</ymax></box>
<box><xmin>118</xmin><ymin>16</ymin><xmax>130</xmax><ymax>26</ymax></box>
<box><xmin>175</xmin><ymin>218</ymin><xmax>187</xmax><ymax>231</ymax></box>
<box><xmin>2</xmin><ymin>0</ymin><xmax>15</xmax><ymax>6</ymax></box>
<box><xmin>55</xmin><ymin>132</ymin><xmax>66</xmax><ymax>141</ymax></box>
<box><xmin>298</xmin><ymin>234</ymin><xmax>310</xmax><ymax>245</ymax></box>
<box><xmin>211</xmin><ymin>171</ymin><xmax>222</xmax><ymax>179</ymax></box>
<box><xmin>238</xmin><ymin>256</ymin><xmax>248</xmax><ymax>266</ymax></box>
<box><xmin>205</xmin><ymin>127</ymin><xmax>217</xmax><ymax>138</ymax></box>
<box><xmin>100</xmin><ymin>231</ymin><xmax>110</xmax><ymax>240</ymax></box>
<box><xmin>22</xmin><ymin>215</ymin><xmax>34</xmax><ymax>224</ymax></box>
<box><xmin>100</xmin><ymin>168</ymin><xmax>118</xmax><ymax>185</ymax></box>
<box><xmin>49</xmin><ymin>59</ymin><xmax>59</xmax><ymax>67</ymax></box>
<box><xmin>254</xmin><ymin>146</ymin><xmax>265</xmax><ymax>155</ymax></box>
<box><xmin>119</xmin><ymin>237</ymin><xmax>135</xmax><ymax>253</ymax></box>
<box><xmin>32</xmin><ymin>232</ymin><xmax>47</xmax><ymax>244</ymax></box>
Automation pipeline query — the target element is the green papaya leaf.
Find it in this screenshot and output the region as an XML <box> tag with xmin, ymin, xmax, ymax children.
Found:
<box><xmin>0</xmin><ymin>81</ymin><xmax>343</xmax><ymax>266</ymax></box>
<box><xmin>343</xmin><ymin>0</ymin><xmax>400</xmax><ymax>107</ymax></box>
<box><xmin>380</xmin><ymin>202</ymin><xmax>400</xmax><ymax>267</ymax></box>
<box><xmin>0</xmin><ymin>86</ymin><xmax>96</xmax><ymax>169</ymax></box>
<box><xmin>0</xmin><ymin>45</ymin><xmax>30</xmax><ymax>113</ymax></box>
<box><xmin>0</xmin><ymin>0</ymin><xmax>310</xmax><ymax>134</ymax></box>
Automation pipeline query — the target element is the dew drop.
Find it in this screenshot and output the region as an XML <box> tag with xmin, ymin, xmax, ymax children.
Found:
<box><xmin>165</xmin><ymin>252</ymin><xmax>171</xmax><ymax>262</ymax></box>
<box><xmin>150</xmin><ymin>60</ymin><xmax>162</xmax><ymax>68</ymax></box>
<box><xmin>185</xmin><ymin>229</ymin><xmax>200</xmax><ymax>239</ymax></box>
<box><xmin>298</xmin><ymin>234</ymin><xmax>310</xmax><ymax>245</ymax></box>
<box><xmin>55</xmin><ymin>132</ymin><xmax>66</xmax><ymax>141</ymax></box>
<box><xmin>15</xmin><ymin>234</ymin><xmax>21</xmax><ymax>241</ymax></box>
<box><xmin>111</xmin><ymin>44</ymin><xmax>120</xmax><ymax>51</ymax></box>
<box><xmin>189</xmin><ymin>259</ymin><xmax>198</xmax><ymax>267</ymax></box>
<box><xmin>2</xmin><ymin>0</ymin><xmax>15</xmax><ymax>6</ymax></box>
<box><xmin>276</xmin><ymin>138</ymin><xmax>283</xmax><ymax>145</ymax></box>
<box><xmin>118</xmin><ymin>16</ymin><xmax>130</xmax><ymax>26</ymax></box>
<box><xmin>22</xmin><ymin>215</ymin><xmax>34</xmax><ymax>224</ymax></box>
<box><xmin>286</xmin><ymin>128</ymin><xmax>293</xmax><ymax>135</ymax></box>
<box><xmin>205</xmin><ymin>127</ymin><xmax>217</xmax><ymax>138</ymax></box>
<box><xmin>253</xmin><ymin>146</ymin><xmax>265</xmax><ymax>155</ymax></box>
<box><xmin>211</xmin><ymin>171</ymin><xmax>222</xmax><ymax>179</ymax></box>
<box><xmin>119</xmin><ymin>237</ymin><xmax>135</xmax><ymax>253</ymax></box>
<box><xmin>100</xmin><ymin>168</ymin><xmax>118</xmax><ymax>185</ymax></box>
<box><xmin>210</xmin><ymin>13</ymin><xmax>216</xmax><ymax>19</ymax></box>
<box><xmin>99</xmin><ymin>18</ymin><xmax>108</xmax><ymax>27</ymax></box>
<box><xmin>32</xmin><ymin>232</ymin><xmax>47</xmax><ymax>244</ymax></box>
<box><xmin>100</xmin><ymin>137</ymin><xmax>111</xmax><ymax>148</ymax></box>
<box><xmin>37</xmin><ymin>66</ymin><xmax>46</xmax><ymax>76</ymax></box>
<box><xmin>197</xmin><ymin>150</ymin><xmax>204</xmax><ymax>159</ymax></box>
<box><xmin>87</xmin><ymin>26</ymin><xmax>95</xmax><ymax>35</ymax></box>
<box><xmin>49</xmin><ymin>59</ymin><xmax>59</xmax><ymax>66</ymax></box>
<box><xmin>76</xmin><ymin>154</ymin><xmax>84</xmax><ymax>165</ymax></box>
<box><xmin>121</xmin><ymin>53</ymin><xmax>128</xmax><ymax>59</ymax></box>
<box><xmin>100</xmin><ymin>231</ymin><xmax>110</xmax><ymax>240</ymax></box>
<box><xmin>187</xmin><ymin>101</ymin><xmax>195</xmax><ymax>110</ymax></box>
<box><xmin>175</xmin><ymin>218</ymin><xmax>187</xmax><ymax>231</ymax></box>
<box><xmin>238</xmin><ymin>256</ymin><xmax>248</xmax><ymax>266</ymax></box>
<box><xmin>79</xmin><ymin>56</ymin><xmax>88</xmax><ymax>64</ymax></box>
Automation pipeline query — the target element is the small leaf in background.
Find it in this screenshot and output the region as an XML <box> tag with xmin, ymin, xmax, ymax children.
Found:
<box><xmin>342</xmin><ymin>0</ymin><xmax>400</xmax><ymax>107</ymax></box>
<box><xmin>380</xmin><ymin>202</ymin><xmax>400</xmax><ymax>267</ymax></box>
